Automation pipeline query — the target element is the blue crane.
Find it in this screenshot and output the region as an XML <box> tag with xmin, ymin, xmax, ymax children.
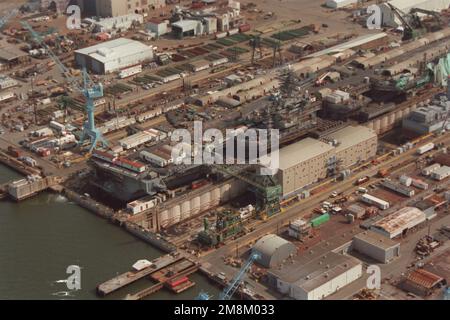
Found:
<box><xmin>21</xmin><ymin>21</ymin><xmax>108</xmax><ymax>153</ymax></box>
<box><xmin>219</xmin><ymin>252</ymin><xmax>261</xmax><ymax>300</ymax></box>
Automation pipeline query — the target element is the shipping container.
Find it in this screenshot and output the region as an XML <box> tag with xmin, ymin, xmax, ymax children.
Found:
<box><xmin>311</xmin><ymin>213</ymin><xmax>330</xmax><ymax>227</ymax></box>
<box><xmin>7</xmin><ymin>146</ymin><xmax>22</xmax><ymax>158</ymax></box>
<box><xmin>417</xmin><ymin>143</ymin><xmax>435</xmax><ymax>155</ymax></box>
<box><xmin>381</xmin><ymin>179</ymin><xmax>415</xmax><ymax>197</ymax></box>
<box><xmin>215</xmin><ymin>32</ymin><xmax>228</xmax><ymax>39</ymax></box>
<box><xmin>228</xmin><ymin>28</ymin><xmax>239</xmax><ymax>36</ymax></box>
<box><xmin>412</xmin><ymin>179</ymin><xmax>429</xmax><ymax>190</ymax></box>
<box><xmin>360</xmin><ymin>194</ymin><xmax>389</xmax><ymax>210</ymax></box>
<box><xmin>238</xmin><ymin>24</ymin><xmax>251</xmax><ymax>33</ymax></box>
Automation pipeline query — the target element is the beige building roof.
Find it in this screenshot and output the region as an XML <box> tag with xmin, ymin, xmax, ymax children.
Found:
<box><xmin>371</xmin><ymin>207</ymin><xmax>426</xmax><ymax>238</ymax></box>
<box><xmin>354</xmin><ymin>230</ymin><xmax>399</xmax><ymax>250</ymax></box>
<box><xmin>279</xmin><ymin>138</ymin><xmax>334</xmax><ymax>171</ymax></box>
<box><xmin>324</xmin><ymin>126</ymin><xmax>376</xmax><ymax>153</ymax></box>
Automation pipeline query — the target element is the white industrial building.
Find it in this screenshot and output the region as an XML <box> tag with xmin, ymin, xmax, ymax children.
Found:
<box><xmin>75</xmin><ymin>38</ymin><xmax>154</xmax><ymax>74</ymax></box>
<box><xmin>147</xmin><ymin>18</ymin><xmax>170</xmax><ymax>37</ymax></box>
<box><xmin>380</xmin><ymin>0</ymin><xmax>450</xmax><ymax>27</ymax></box>
<box><xmin>370</xmin><ymin>207</ymin><xmax>426</xmax><ymax>239</ymax></box>
<box><xmin>353</xmin><ymin>231</ymin><xmax>401</xmax><ymax>263</ymax></box>
<box><xmin>172</xmin><ymin>20</ymin><xmax>203</xmax><ymax>38</ymax></box>
<box><xmin>326</xmin><ymin>0</ymin><xmax>357</xmax><ymax>9</ymax></box>
<box><xmin>267</xmin><ymin>252</ymin><xmax>362</xmax><ymax>300</ymax></box>
<box><xmin>275</xmin><ymin>126</ymin><xmax>377</xmax><ymax>197</ymax></box>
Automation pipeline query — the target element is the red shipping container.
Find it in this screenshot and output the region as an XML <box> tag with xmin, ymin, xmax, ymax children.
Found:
<box><xmin>239</xmin><ymin>24</ymin><xmax>251</xmax><ymax>33</ymax></box>
<box><xmin>169</xmin><ymin>276</ymin><xmax>188</xmax><ymax>288</ymax></box>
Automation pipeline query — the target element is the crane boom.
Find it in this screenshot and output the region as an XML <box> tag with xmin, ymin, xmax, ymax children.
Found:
<box><xmin>219</xmin><ymin>252</ymin><xmax>261</xmax><ymax>300</ymax></box>
<box><xmin>20</xmin><ymin>21</ymin><xmax>83</xmax><ymax>91</ymax></box>
<box><xmin>21</xmin><ymin>21</ymin><xmax>108</xmax><ymax>152</ymax></box>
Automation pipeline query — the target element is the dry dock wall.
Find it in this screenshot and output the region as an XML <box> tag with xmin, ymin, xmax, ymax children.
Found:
<box><xmin>131</xmin><ymin>178</ymin><xmax>247</xmax><ymax>231</ymax></box>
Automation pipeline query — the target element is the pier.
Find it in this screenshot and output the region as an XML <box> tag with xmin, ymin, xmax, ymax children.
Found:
<box><xmin>97</xmin><ymin>252</ymin><xmax>199</xmax><ymax>298</ymax></box>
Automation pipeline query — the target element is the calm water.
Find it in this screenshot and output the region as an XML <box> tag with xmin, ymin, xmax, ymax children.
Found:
<box><xmin>0</xmin><ymin>165</ymin><xmax>220</xmax><ymax>300</ymax></box>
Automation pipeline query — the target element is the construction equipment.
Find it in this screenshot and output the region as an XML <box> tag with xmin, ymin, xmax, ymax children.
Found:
<box><xmin>219</xmin><ymin>252</ymin><xmax>261</xmax><ymax>300</ymax></box>
<box><xmin>410</xmin><ymin>8</ymin><xmax>443</xmax><ymax>32</ymax></box>
<box><xmin>21</xmin><ymin>21</ymin><xmax>108</xmax><ymax>153</ymax></box>
<box><xmin>386</xmin><ymin>3</ymin><xmax>425</xmax><ymax>41</ymax></box>
<box><xmin>212</xmin><ymin>164</ymin><xmax>282</xmax><ymax>218</ymax></box>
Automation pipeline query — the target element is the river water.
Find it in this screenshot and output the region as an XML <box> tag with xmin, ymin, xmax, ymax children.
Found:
<box><xmin>0</xmin><ymin>165</ymin><xmax>220</xmax><ymax>300</ymax></box>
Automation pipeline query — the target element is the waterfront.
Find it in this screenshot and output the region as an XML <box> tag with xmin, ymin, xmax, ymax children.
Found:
<box><xmin>0</xmin><ymin>164</ymin><xmax>221</xmax><ymax>300</ymax></box>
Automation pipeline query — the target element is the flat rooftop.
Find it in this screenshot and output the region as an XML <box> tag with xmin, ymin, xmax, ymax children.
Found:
<box><xmin>75</xmin><ymin>38</ymin><xmax>152</xmax><ymax>63</ymax></box>
<box><xmin>279</xmin><ymin>138</ymin><xmax>334</xmax><ymax>170</ymax></box>
<box><xmin>323</xmin><ymin>126</ymin><xmax>377</xmax><ymax>153</ymax></box>
<box><xmin>268</xmin><ymin>251</ymin><xmax>361</xmax><ymax>292</ymax></box>
<box><xmin>354</xmin><ymin>230</ymin><xmax>399</xmax><ymax>250</ymax></box>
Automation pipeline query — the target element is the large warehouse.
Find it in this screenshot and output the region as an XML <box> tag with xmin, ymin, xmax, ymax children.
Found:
<box><xmin>276</xmin><ymin>138</ymin><xmax>335</xmax><ymax>197</ymax></box>
<box><xmin>252</xmin><ymin>234</ymin><xmax>297</xmax><ymax>268</ymax></box>
<box><xmin>275</xmin><ymin>126</ymin><xmax>378</xmax><ymax>197</ymax></box>
<box><xmin>353</xmin><ymin>231</ymin><xmax>401</xmax><ymax>263</ymax></box>
<box><xmin>323</xmin><ymin>126</ymin><xmax>378</xmax><ymax>168</ymax></box>
<box><xmin>267</xmin><ymin>252</ymin><xmax>362</xmax><ymax>300</ymax></box>
<box><xmin>75</xmin><ymin>38</ymin><xmax>154</xmax><ymax>74</ymax></box>
<box><xmin>370</xmin><ymin>207</ymin><xmax>426</xmax><ymax>239</ymax></box>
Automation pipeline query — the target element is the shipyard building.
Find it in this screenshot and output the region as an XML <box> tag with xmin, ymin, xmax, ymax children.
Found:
<box><xmin>276</xmin><ymin>126</ymin><xmax>378</xmax><ymax>197</ymax></box>
<box><xmin>267</xmin><ymin>251</ymin><xmax>362</xmax><ymax>300</ymax></box>
<box><xmin>403</xmin><ymin>97</ymin><xmax>450</xmax><ymax>135</ymax></box>
<box><xmin>323</xmin><ymin>126</ymin><xmax>378</xmax><ymax>168</ymax></box>
<box><xmin>75</xmin><ymin>38</ymin><xmax>154</xmax><ymax>74</ymax></box>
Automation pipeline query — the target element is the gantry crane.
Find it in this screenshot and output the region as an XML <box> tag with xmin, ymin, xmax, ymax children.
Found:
<box><xmin>219</xmin><ymin>252</ymin><xmax>261</xmax><ymax>300</ymax></box>
<box><xmin>386</xmin><ymin>3</ymin><xmax>425</xmax><ymax>41</ymax></box>
<box><xmin>21</xmin><ymin>21</ymin><xmax>108</xmax><ymax>152</ymax></box>
<box><xmin>410</xmin><ymin>8</ymin><xmax>443</xmax><ymax>32</ymax></box>
<box><xmin>213</xmin><ymin>164</ymin><xmax>282</xmax><ymax>219</ymax></box>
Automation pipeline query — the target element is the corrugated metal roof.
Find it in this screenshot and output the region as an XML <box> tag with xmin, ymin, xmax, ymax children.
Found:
<box><xmin>279</xmin><ymin>138</ymin><xmax>334</xmax><ymax>170</ymax></box>
<box><xmin>371</xmin><ymin>207</ymin><xmax>426</xmax><ymax>238</ymax></box>
<box><xmin>406</xmin><ymin>269</ymin><xmax>444</xmax><ymax>289</ymax></box>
